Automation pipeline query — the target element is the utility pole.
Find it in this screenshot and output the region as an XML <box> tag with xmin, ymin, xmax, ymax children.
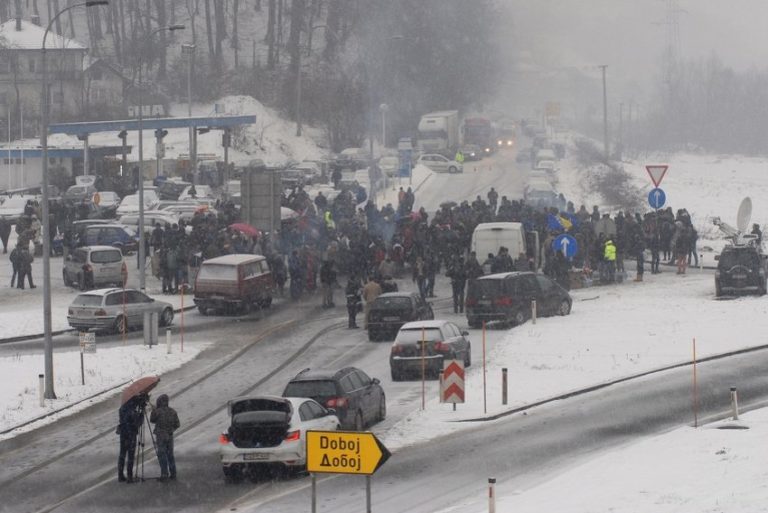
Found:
<box><xmin>599</xmin><ymin>65</ymin><xmax>609</xmax><ymax>159</ymax></box>
<box><xmin>618</xmin><ymin>102</ymin><xmax>624</xmax><ymax>160</ymax></box>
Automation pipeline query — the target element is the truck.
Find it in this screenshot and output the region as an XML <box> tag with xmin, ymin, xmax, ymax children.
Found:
<box><xmin>417</xmin><ymin>111</ymin><xmax>460</xmax><ymax>154</ymax></box>
<box><xmin>462</xmin><ymin>117</ymin><xmax>495</xmax><ymax>155</ymax></box>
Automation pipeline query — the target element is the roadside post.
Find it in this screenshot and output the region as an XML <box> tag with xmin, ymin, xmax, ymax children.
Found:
<box><xmin>692</xmin><ymin>338</ymin><xmax>698</xmax><ymax>428</ymax></box>
<box><xmin>730</xmin><ymin>386</ymin><xmax>740</xmax><ymax>420</ymax></box>
<box><xmin>646</xmin><ymin>165</ymin><xmax>669</xmax><ymax>275</ymax></box>
<box><xmin>78</xmin><ymin>331</ymin><xmax>96</xmax><ymax>385</ymax></box>
<box><xmin>121</xmin><ymin>268</ymin><xmax>128</xmax><ymax>345</ymax></box>
<box><xmin>440</xmin><ymin>360</ymin><xmax>465</xmax><ymax>411</ymax></box>
<box><xmin>421</xmin><ymin>326</ymin><xmax>426</xmax><ymax>411</ymax></box>
<box><xmin>307</xmin><ymin>431</ymin><xmax>391</xmax><ymax>513</ymax></box>
<box><xmin>166</xmin><ymin>328</ymin><xmax>172</xmax><ymax>354</ymax></box>
<box><xmin>502</xmin><ymin>368</ymin><xmax>508</xmax><ymax>405</ymax></box>
<box><xmin>482</xmin><ymin>320</ymin><xmax>487</xmax><ymax>415</ymax></box>
<box><xmin>531</xmin><ymin>300</ymin><xmax>537</xmax><ymax>324</ymax></box>
<box><xmin>488</xmin><ymin>477</ymin><xmax>496</xmax><ymax>513</ymax></box>
<box><xmin>38</xmin><ymin>374</ymin><xmax>44</xmax><ymax>407</ymax></box>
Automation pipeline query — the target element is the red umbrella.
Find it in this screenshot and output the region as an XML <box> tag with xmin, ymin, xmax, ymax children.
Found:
<box><xmin>229</xmin><ymin>223</ymin><xmax>261</xmax><ymax>238</ymax></box>
<box><xmin>121</xmin><ymin>376</ymin><xmax>160</xmax><ymax>405</ymax></box>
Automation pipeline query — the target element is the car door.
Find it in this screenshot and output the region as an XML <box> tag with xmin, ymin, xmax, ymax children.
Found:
<box><xmin>535</xmin><ymin>275</ymin><xmax>559</xmax><ymax>315</ymax></box>
<box><xmin>126</xmin><ymin>290</ymin><xmax>152</xmax><ymax>324</ymax></box>
<box><xmin>339</xmin><ymin>373</ymin><xmax>363</xmax><ymax>425</ymax></box>
<box><xmin>521</xmin><ymin>274</ymin><xmax>543</xmax><ymax>316</ymax></box>
<box><xmin>446</xmin><ymin>322</ymin><xmax>469</xmax><ymax>359</ymax></box>
<box><xmin>434</xmin><ymin>155</ymin><xmax>449</xmax><ymax>172</ymax></box>
<box><xmin>353</xmin><ymin>370</ymin><xmax>378</xmax><ymax>424</ymax></box>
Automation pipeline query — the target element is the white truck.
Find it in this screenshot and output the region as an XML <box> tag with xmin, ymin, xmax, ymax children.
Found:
<box><xmin>417</xmin><ymin>111</ymin><xmax>460</xmax><ymax>153</ymax></box>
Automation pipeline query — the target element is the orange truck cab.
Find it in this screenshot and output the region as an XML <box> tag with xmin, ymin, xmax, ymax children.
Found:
<box><xmin>194</xmin><ymin>254</ymin><xmax>274</xmax><ymax>315</ymax></box>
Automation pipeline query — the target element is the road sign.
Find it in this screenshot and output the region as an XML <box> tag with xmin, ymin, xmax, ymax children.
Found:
<box><xmin>648</xmin><ymin>188</ymin><xmax>666</xmax><ymax>209</ymax></box>
<box><xmin>79</xmin><ymin>331</ymin><xmax>96</xmax><ymax>353</ymax></box>
<box><xmin>645</xmin><ymin>164</ymin><xmax>668</xmax><ymax>187</ymax></box>
<box><xmin>553</xmin><ymin>234</ymin><xmax>578</xmax><ymax>259</ymax></box>
<box><xmin>307</xmin><ymin>431</ymin><xmax>391</xmax><ymax>475</ymax></box>
<box><xmin>440</xmin><ymin>360</ymin><xmax>465</xmax><ymax>403</ymax></box>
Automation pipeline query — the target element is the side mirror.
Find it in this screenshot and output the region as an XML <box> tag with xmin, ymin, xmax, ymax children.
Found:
<box><xmin>714</xmin><ymin>255</ymin><xmax>720</xmax><ymax>261</ymax></box>
<box><xmin>326</xmin><ymin>408</ymin><xmax>337</xmax><ymax>416</ymax></box>
<box><xmin>371</xmin><ymin>378</ymin><xmax>380</xmax><ymax>385</ymax></box>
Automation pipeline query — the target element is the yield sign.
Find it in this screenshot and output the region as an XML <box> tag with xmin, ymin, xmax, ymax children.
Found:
<box><xmin>441</xmin><ymin>360</ymin><xmax>465</xmax><ymax>404</ymax></box>
<box><xmin>645</xmin><ymin>164</ymin><xmax>669</xmax><ymax>188</ymax></box>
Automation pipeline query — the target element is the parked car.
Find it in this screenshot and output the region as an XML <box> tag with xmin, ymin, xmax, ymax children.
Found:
<box><xmin>378</xmin><ymin>156</ymin><xmax>400</xmax><ymax>177</ymax></box>
<box><xmin>157</xmin><ymin>178</ymin><xmax>191</xmax><ymax>200</ymax></box>
<box><xmin>715</xmin><ymin>245</ymin><xmax>767</xmax><ymax>297</ymax></box>
<box><xmin>389</xmin><ymin>320</ymin><xmax>472</xmax><ymax>381</ymax></box>
<box><xmin>63</xmin><ymin>245</ymin><xmax>126</xmax><ymax>290</ymax></box>
<box><xmin>118</xmin><ymin>211</ymin><xmax>180</xmax><ymax>235</ymax></box>
<box><xmin>417</xmin><ymin>153</ymin><xmax>463</xmax><ymax>174</ymax></box>
<box><xmin>367</xmin><ymin>292</ymin><xmax>434</xmax><ymax>341</ymax></box>
<box><xmin>67</xmin><ymin>288</ymin><xmax>173</xmax><ymax>333</ymax></box>
<box><xmin>0</xmin><ymin>195</ymin><xmax>35</xmax><ymax>223</ymax></box>
<box><xmin>82</xmin><ymin>224</ymin><xmax>139</xmax><ymax>254</ymax></box>
<box><xmin>283</xmin><ymin>367</ymin><xmax>386</xmax><ymax>431</ymax></box>
<box><xmin>465</xmin><ymin>272</ymin><xmax>572</xmax><ymax>328</ymax></box>
<box><xmin>93</xmin><ymin>191</ymin><xmax>120</xmax><ymax>218</ymax></box>
<box><xmin>161</xmin><ymin>203</ymin><xmax>217</xmax><ymax>223</ymax></box>
<box><xmin>194</xmin><ymin>254</ymin><xmax>274</xmax><ymax>315</ymax></box>
<box><xmin>219</xmin><ymin>396</ymin><xmax>340</xmax><ymax>482</ymax></box>
<box><xmin>116</xmin><ymin>193</ymin><xmax>158</xmax><ymax>216</ymax></box>
<box><xmin>63</xmin><ymin>184</ymin><xmax>97</xmax><ymax>205</ymax></box>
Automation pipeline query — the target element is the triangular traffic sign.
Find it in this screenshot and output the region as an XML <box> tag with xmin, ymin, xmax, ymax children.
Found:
<box><xmin>645</xmin><ymin>165</ymin><xmax>668</xmax><ymax>188</ymax></box>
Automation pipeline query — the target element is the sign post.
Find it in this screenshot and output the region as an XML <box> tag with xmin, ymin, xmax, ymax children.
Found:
<box><xmin>440</xmin><ymin>360</ymin><xmax>465</xmax><ymax>410</ymax></box>
<box><xmin>307</xmin><ymin>430</ymin><xmax>391</xmax><ymax>512</ymax></box>
<box><xmin>648</xmin><ymin>188</ymin><xmax>666</xmax><ymax>210</ymax></box>
<box><xmin>645</xmin><ymin>164</ymin><xmax>669</xmax><ymax>188</ymax></box>
<box><xmin>552</xmin><ymin>234</ymin><xmax>578</xmax><ymax>260</ymax></box>
<box><xmin>78</xmin><ymin>331</ymin><xmax>96</xmax><ymax>385</ymax></box>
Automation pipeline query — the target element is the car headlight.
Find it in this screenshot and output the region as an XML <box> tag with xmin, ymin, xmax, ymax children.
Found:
<box><xmin>497</xmin><ymin>140</ymin><xmax>503</xmax><ymax>145</ymax></box>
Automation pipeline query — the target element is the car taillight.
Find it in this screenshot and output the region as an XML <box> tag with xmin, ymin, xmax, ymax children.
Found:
<box><xmin>94</xmin><ymin>309</ymin><xmax>108</xmax><ymax>316</ymax></box>
<box><xmin>465</xmin><ymin>297</ymin><xmax>478</xmax><ymax>306</ymax></box>
<box><xmin>68</xmin><ymin>308</ymin><xmax>74</xmax><ymax>315</ymax></box>
<box><xmin>284</xmin><ymin>430</ymin><xmax>300</xmax><ymax>442</ymax></box>
<box><xmin>326</xmin><ymin>397</ymin><xmax>348</xmax><ymax>408</ymax></box>
<box><xmin>494</xmin><ymin>296</ymin><xmax>513</xmax><ymax>306</ymax></box>
<box><xmin>391</xmin><ymin>345</ymin><xmax>403</xmax><ymax>354</ymax></box>
<box><xmin>434</xmin><ymin>341</ymin><xmax>448</xmax><ymax>352</ymax></box>
<box><xmin>219</xmin><ymin>433</ymin><xmax>230</xmax><ymax>445</ymax></box>
<box><xmin>83</xmin><ymin>264</ymin><xmax>92</xmax><ymax>273</ymax></box>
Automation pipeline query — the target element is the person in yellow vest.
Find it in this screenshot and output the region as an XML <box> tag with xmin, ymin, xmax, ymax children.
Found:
<box><xmin>604</xmin><ymin>238</ymin><xmax>617</xmax><ymax>283</ymax></box>
<box><xmin>455</xmin><ymin>150</ymin><xmax>465</xmax><ymax>164</ymax></box>
<box><xmin>323</xmin><ymin>210</ymin><xmax>335</xmax><ymax>231</ymax></box>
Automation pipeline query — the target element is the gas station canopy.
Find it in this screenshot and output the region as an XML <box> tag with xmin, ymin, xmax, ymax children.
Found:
<box><xmin>48</xmin><ymin>115</ymin><xmax>256</xmax><ymax>136</ymax></box>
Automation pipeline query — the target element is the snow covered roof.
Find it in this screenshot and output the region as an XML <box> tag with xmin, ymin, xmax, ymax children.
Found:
<box><xmin>0</xmin><ymin>19</ymin><xmax>86</xmax><ymax>50</ymax></box>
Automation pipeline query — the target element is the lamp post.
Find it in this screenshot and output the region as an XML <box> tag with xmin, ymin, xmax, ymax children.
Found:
<box><xmin>136</xmin><ymin>24</ymin><xmax>185</xmax><ymax>292</ymax></box>
<box><xmin>181</xmin><ymin>43</ymin><xmax>195</xmax><ymax>178</ymax></box>
<box><xmin>41</xmin><ymin>0</ymin><xmax>108</xmax><ymax>400</ymax></box>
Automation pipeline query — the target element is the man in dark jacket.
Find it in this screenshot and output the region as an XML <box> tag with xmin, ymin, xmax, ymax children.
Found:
<box><xmin>0</xmin><ymin>217</ymin><xmax>10</xmax><ymax>253</ymax></box>
<box><xmin>117</xmin><ymin>394</ymin><xmax>146</xmax><ymax>483</ymax></box>
<box><xmin>319</xmin><ymin>260</ymin><xmax>337</xmax><ymax>308</ymax></box>
<box><xmin>345</xmin><ymin>275</ymin><xmax>362</xmax><ymax>328</ymax></box>
<box><xmin>447</xmin><ymin>256</ymin><xmax>468</xmax><ymax>314</ymax></box>
<box><xmin>149</xmin><ymin>394</ymin><xmax>180</xmax><ymax>481</ymax></box>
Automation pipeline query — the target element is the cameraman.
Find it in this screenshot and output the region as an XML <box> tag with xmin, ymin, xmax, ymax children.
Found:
<box><xmin>117</xmin><ymin>393</ymin><xmax>146</xmax><ymax>483</ymax></box>
<box><xmin>149</xmin><ymin>394</ymin><xmax>180</xmax><ymax>481</ymax></box>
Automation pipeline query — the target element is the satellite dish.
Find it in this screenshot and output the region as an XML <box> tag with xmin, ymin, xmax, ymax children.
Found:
<box><xmin>737</xmin><ymin>197</ymin><xmax>752</xmax><ymax>233</ymax></box>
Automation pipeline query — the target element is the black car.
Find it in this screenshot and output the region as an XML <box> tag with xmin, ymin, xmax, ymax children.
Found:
<box><xmin>282</xmin><ymin>367</ymin><xmax>386</xmax><ymax>431</ymax></box>
<box><xmin>465</xmin><ymin>272</ymin><xmax>572</xmax><ymax>328</ymax></box>
<box><xmin>390</xmin><ymin>320</ymin><xmax>472</xmax><ymax>381</ymax></box>
<box><xmin>715</xmin><ymin>245</ymin><xmax>767</xmax><ymax>297</ymax></box>
<box><xmin>367</xmin><ymin>292</ymin><xmax>434</xmax><ymax>341</ymax></box>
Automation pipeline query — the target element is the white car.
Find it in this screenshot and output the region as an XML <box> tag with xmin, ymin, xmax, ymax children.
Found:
<box><xmin>0</xmin><ymin>195</ymin><xmax>35</xmax><ymax>222</ymax></box>
<box><xmin>116</xmin><ymin>193</ymin><xmax>159</xmax><ymax>216</ymax></box>
<box><xmin>95</xmin><ymin>191</ymin><xmax>121</xmax><ymax>209</ymax></box>
<box><xmin>379</xmin><ymin>156</ymin><xmax>400</xmax><ymax>177</ymax></box>
<box><xmin>219</xmin><ymin>395</ymin><xmax>340</xmax><ymax>482</ymax></box>
<box><xmin>118</xmin><ymin>211</ymin><xmax>180</xmax><ymax>234</ymax></box>
<box><xmin>417</xmin><ymin>154</ymin><xmax>463</xmax><ymax>174</ymax></box>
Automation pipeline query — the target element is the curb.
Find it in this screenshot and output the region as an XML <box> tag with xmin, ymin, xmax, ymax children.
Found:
<box><xmin>458</xmin><ymin>341</ymin><xmax>768</xmax><ymax>423</ymax></box>
<box><xmin>0</xmin><ymin>305</ymin><xmax>197</xmax><ymax>345</ymax></box>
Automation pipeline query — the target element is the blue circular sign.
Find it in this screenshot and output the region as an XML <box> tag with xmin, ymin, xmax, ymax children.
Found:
<box><xmin>553</xmin><ymin>234</ymin><xmax>578</xmax><ymax>259</ymax></box>
<box><xmin>648</xmin><ymin>188</ymin><xmax>666</xmax><ymax>209</ymax></box>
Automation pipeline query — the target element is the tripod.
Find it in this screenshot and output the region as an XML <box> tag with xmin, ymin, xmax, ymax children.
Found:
<box><xmin>132</xmin><ymin>406</ymin><xmax>158</xmax><ymax>482</ymax></box>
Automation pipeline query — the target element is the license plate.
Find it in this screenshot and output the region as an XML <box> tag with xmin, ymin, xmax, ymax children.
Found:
<box><xmin>383</xmin><ymin>316</ymin><xmax>400</xmax><ymax>321</ymax></box>
<box><xmin>733</xmin><ymin>274</ymin><xmax>747</xmax><ymax>280</ymax></box>
<box><xmin>243</xmin><ymin>453</ymin><xmax>269</xmax><ymax>461</ymax></box>
<box><xmin>479</xmin><ymin>300</ymin><xmax>491</xmax><ymax>305</ymax></box>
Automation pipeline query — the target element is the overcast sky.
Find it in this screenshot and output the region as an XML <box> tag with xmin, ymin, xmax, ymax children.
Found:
<box><xmin>502</xmin><ymin>1</ymin><xmax>768</xmax><ymax>100</ymax></box>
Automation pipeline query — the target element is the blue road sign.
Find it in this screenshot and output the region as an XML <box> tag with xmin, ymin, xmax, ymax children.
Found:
<box><xmin>648</xmin><ymin>187</ymin><xmax>666</xmax><ymax>209</ymax></box>
<box><xmin>553</xmin><ymin>234</ymin><xmax>578</xmax><ymax>259</ymax></box>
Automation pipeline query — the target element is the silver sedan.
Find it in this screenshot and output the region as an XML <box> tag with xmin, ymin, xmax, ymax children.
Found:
<box><xmin>67</xmin><ymin>288</ymin><xmax>174</xmax><ymax>333</ymax></box>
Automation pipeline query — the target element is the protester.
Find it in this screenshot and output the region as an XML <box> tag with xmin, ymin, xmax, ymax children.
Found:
<box><xmin>149</xmin><ymin>394</ymin><xmax>180</xmax><ymax>481</ymax></box>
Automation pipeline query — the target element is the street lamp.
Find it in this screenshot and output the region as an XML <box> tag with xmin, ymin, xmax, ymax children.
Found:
<box><xmin>41</xmin><ymin>0</ymin><xmax>108</xmax><ymax>400</ymax></box>
<box><xmin>181</xmin><ymin>43</ymin><xmax>195</xmax><ymax>178</ymax></box>
<box><xmin>136</xmin><ymin>24</ymin><xmax>185</xmax><ymax>292</ymax></box>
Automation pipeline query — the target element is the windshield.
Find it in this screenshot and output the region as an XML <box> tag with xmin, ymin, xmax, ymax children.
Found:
<box><xmin>395</xmin><ymin>328</ymin><xmax>443</xmax><ymax>344</ymax></box>
<box><xmin>720</xmin><ymin>250</ymin><xmax>760</xmax><ymax>268</ymax></box>
<box><xmin>468</xmin><ymin>279</ymin><xmax>504</xmax><ymax>296</ymax></box>
<box><xmin>373</xmin><ymin>296</ymin><xmax>412</xmax><ymax>309</ymax></box>
<box><xmin>121</xmin><ymin>196</ymin><xmax>139</xmax><ymax>206</ymax></box>
<box><xmin>197</xmin><ymin>263</ymin><xmax>238</xmax><ymax>281</ymax></box>
<box><xmin>71</xmin><ymin>294</ymin><xmax>103</xmax><ymax>307</ymax></box>
<box><xmin>283</xmin><ymin>380</ymin><xmax>338</xmax><ymax>398</ymax></box>
<box><xmin>90</xmin><ymin>250</ymin><xmax>122</xmax><ymax>264</ymax></box>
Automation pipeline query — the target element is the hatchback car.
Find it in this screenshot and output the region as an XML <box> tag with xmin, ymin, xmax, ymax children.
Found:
<box><xmin>283</xmin><ymin>367</ymin><xmax>386</xmax><ymax>431</ymax></box>
<box><xmin>67</xmin><ymin>288</ymin><xmax>173</xmax><ymax>333</ymax></box>
<box><xmin>367</xmin><ymin>292</ymin><xmax>434</xmax><ymax>341</ymax></box>
<box><xmin>219</xmin><ymin>395</ymin><xmax>340</xmax><ymax>482</ymax></box>
<box><xmin>465</xmin><ymin>272</ymin><xmax>572</xmax><ymax>328</ymax></box>
<box><xmin>715</xmin><ymin>245</ymin><xmax>767</xmax><ymax>297</ymax></box>
<box><xmin>63</xmin><ymin>184</ymin><xmax>97</xmax><ymax>205</ymax></box>
<box><xmin>390</xmin><ymin>320</ymin><xmax>472</xmax><ymax>380</ymax></box>
<box><xmin>82</xmin><ymin>224</ymin><xmax>139</xmax><ymax>254</ymax></box>
<box><xmin>417</xmin><ymin>154</ymin><xmax>463</xmax><ymax>174</ymax></box>
<box><xmin>116</xmin><ymin>193</ymin><xmax>158</xmax><ymax>216</ymax></box>
<box><xmin>63</xmin><ymin>246</ymin><xmax>126</xmax><ymax>290</ymax></box>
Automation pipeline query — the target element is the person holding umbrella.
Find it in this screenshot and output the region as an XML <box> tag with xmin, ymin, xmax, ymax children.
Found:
<box><xmin>117</xmin><ymin>393</ymin><xmax>147</xmax><ymax>483</ymax></box>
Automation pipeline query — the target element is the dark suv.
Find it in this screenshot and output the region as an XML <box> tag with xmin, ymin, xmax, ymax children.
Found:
<box><xmin>715</xmin><ymin>245</ymin><xmax>767</xmax><ymax>297</ymax></box>
<box><xmin>367</xmin><ymin>292</ymin><xmax>434</xmax><ymax>341</ymax></box>
<box><xmin>465</xmin><ymin>272</ymin><xmax>572</xmax><ymax>328</ymax></box>
<box><xmin>282</xmin><ymin>367</ymin><xmax>386</xmax><ymax>431</ymax></box>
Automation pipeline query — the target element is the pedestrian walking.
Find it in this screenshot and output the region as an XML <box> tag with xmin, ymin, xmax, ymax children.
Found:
<box><xmin>320</xmin><ymin>260</ymin><xmax>336</xmax><ymax>308</ymax></box>
<box><xmin>9</xmin><ymin>244</ymin><xmax>19</xmax><ymax>287</ymax></box>
<box><xmin>345</xmin><ymin>275</ymin><xmax>362</xmax><ymax>328</ymax></box>
<box><xmin>412</xmin><ymin>255</ymin><xmax>427</xmax><ymax>299</ymax></box>
<box><xmin>362</xmin><ymin>276</ymin><xmax>382</xmax><ymax>330</ymax></box>
<box><xmin>447</xmin><ymin>257</ymin><xmax>467</xmax><ymax>314</ymax></box>
<box><xmin>149</xmin><ymin>394</ymin><xmax>180</xmax><ymax>481</ymax></box>
<box><xmin>0</xmin><ymin>217</ymin><xmax>10</xmax><ymax>253</ymax></box>
<box><xmin>17</xmin><ymin>246</ymin><xmax>34</xmax><ymax>289</ymax></box>
<box><xmin>117</xmin><ymin>394</ymin><xmax>145</xmax><ymax>483</ymax></box>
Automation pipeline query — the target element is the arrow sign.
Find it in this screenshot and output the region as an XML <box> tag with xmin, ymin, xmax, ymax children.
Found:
<box><xmin>648</xmin><ymin>187</ymin><xmax>666</xmax><ymax>209</ymax></box>
<box><xmin>307</xmin><ymin>430</ymin><xmax>391</xmax><ymax>475</ymax></box>
<box><xmin>645</xmin><ymin>164</ymin><xmax>668</xmax><ymax>188</ymax></box>
<box><xmin>552</xmin><ymin>234</ymin><xmax>578</xmax><ymax>259</ymax></box>
<box><xmin>441</xmin><ymin>360</ymin><xmax>465</xmax><ymax>403</ymax></box>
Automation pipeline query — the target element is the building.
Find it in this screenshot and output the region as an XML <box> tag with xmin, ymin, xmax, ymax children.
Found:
<box><xmin>83</xmin><ymin>56</ymin><xmax>127</xmax><ymax>120</ymax></box>
<box><xmin>0</xmin><ymin>17</ymin><xmax>87</xmax><ymax>137</ymax></box>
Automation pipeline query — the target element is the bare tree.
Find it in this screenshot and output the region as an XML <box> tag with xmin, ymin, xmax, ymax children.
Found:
<box><xmin>155</xmin><ymin>0</ymin><xmax>167</xmax><ymax>79</ymax></box>
<box><xmin>213</xmin><ymin>0</ymin><xmax>226</xmax><ymax>61</ymax></box>
<box><xmin>231</xmin><ymin>0</ymin><xmax>239</xmax><ymax>68</ymax></box>
<box><xmin>203</xmin><ymin>0</ymin><xmax>215</xmax><ymax>66</ymax></box>
<box><xmin>266</xmin><ymin>0</ymin><xmax>276</xmax><ymax>69</ymax></box>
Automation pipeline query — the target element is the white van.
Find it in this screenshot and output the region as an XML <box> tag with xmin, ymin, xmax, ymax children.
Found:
<box><xmin>471</xmin><ymin>222</ymin><xmax>539</xmax><ymax>270</ymax></box>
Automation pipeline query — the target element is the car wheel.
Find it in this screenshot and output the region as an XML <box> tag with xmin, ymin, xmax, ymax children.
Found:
<box><xmin>223</xmin><ymin>465</ymin><xmax>243</xmax><ymax>484</ymax></box>
<box><xmin>558</xmin><ymin>300</ymin><xmax>572</xmax><ymax>316</ymax></box>
<box><xmin>512</xmin><ymin>309</ymin><xmax>525</xmax><ymax>326</ymax></box>
<box><xmin>240</xmin><ymin>301</ymin><xmax>252</xmax><ymax>316</ymax></box>
<box><xmin>159</xmin><ymin>307</ymin><xmax>174</xmax><ymax>327</ymax></box>
<box><xmin>353</xmin><ymin>411</ymin><xmax>364</xmax><ymax>431</ymax></box>
<box><xmin>114</xmin><ymin>315</ymin><xmax>128</xmax><ymax>335</ymax></box>
<box><xmin>368</xmin><ymin>330</ymin><xmax>378</xmax><ymax>342</ymax></box>
<box><xmin>261</xmin><ymin>296</ymin><xmax>273</xmax><ymax>308</ymax></box>
<box><xmin>448</xmin><ymin>166</ymin><xmax>457</xmax><ymax>174</ymax></box>
<box><xmin>391</xmin><ymin>366</ymin><xmax>402</xmax><ymax>381</ymax></box>
<box><xmin>715</xmin><ymin>280</ymin><xmax>723</xmax><ymax>298</ymax></box>
<box><xmin>62</xmin><ymin>270</ymin><xmax>70</xmax><ymax>287</ymax></box>
<box><xmin>467</xmin><ymin>317</ymin><xmax>481</xmax><ymax>329</ymax></box>
<box><xmin>197</xmin><ymin>306</ymin><xmax>208</xmax><ymax>315</ymax></box>
<box><xmin>378</xmin><ymin>395</ymin><xmax>387</xmax><ymax>422</ymax></box>
<box><xmin>465</xmin><ymin>344</ymin><xmax>472</xmax><ymax>367</ymax></box>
